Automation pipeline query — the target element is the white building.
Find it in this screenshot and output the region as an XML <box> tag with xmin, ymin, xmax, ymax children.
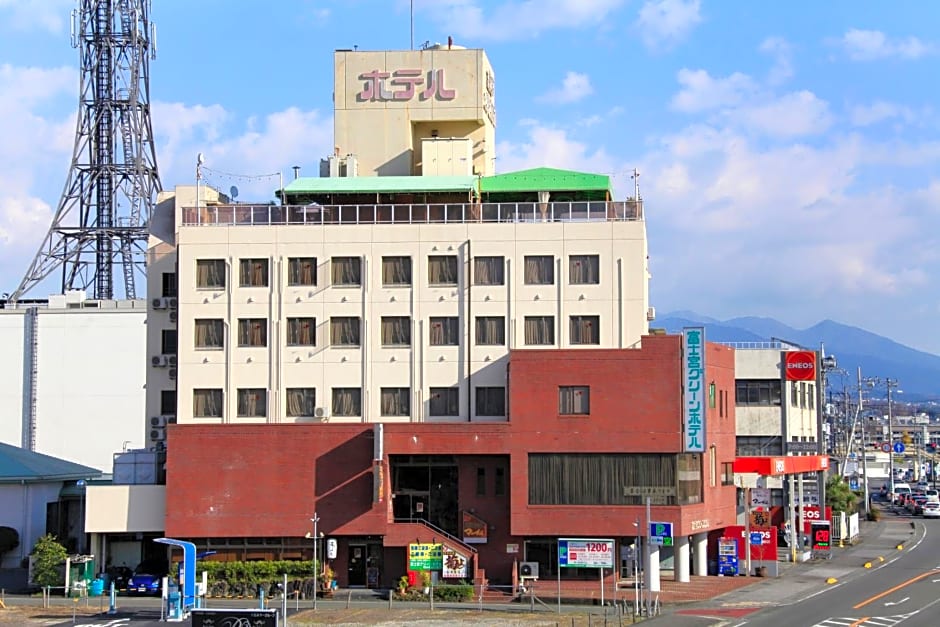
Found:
<box><xmin>0</xmin><ymin>293</ymin><xmax>147</xmax><ymax>472</ymax></box>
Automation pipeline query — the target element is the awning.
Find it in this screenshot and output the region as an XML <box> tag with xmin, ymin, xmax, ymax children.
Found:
<box><xmin>733</xmin><ymin>455</ymin><xmax>829</xmax><ymax>476</ymax></box>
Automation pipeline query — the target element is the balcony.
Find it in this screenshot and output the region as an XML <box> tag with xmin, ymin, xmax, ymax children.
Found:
<box><xmin>180</xmin><ymin>200</ymin><xmax>643</xmax><ymax>227</ymax></box>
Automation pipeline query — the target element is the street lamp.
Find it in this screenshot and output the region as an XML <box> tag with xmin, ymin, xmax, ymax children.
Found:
<box><xmin>305</xmin><ymin>513</ymin><xmax>321</xmax><ymax>610</ymax></box>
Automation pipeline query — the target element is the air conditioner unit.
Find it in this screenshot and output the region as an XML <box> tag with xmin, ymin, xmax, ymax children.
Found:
<box><xmin>152</xmin><ymin>297</ymin><xmax>168</xmax><ymax>310</ymax></box>
<box><xmin>168</xmin><ymin>297</ymin><xmax>178</xmax><ymax>309</ymax></box>
<box><xmin>168</xmin><ymin>368</ymin><xmax>178</xmax><ymax>380</ymax></box>
<box><xmin>151</xmin><ymin>355</ymin><xmax>168</xmax><ymax>367</ymax></box>
<box><xmin>167</xmin><ymin>355</ymin><xmax>178</xmax><ymax>367</ymax></box>
<box><xmin>519</xmin><ymin>562</ymin><xmax>539</xmax><ymax>579</ymax></box>
<box><xmin>314</xmin><ymin>407</ymin><xmax>329</xmax><ymax>420</ymax></box>
<box><xmin>169</xmin><ymin>310</ymin><xmax>178</xmax><ymax>323</ymax></box>
<box><xmin>150</xmin><ymin>416</ymin><xmax>167</xmax><ymax>428</ymax></box>
<box><xmin>150</xmin><ymin>427</ymin><xmax>166</xmax><ymax>441</ymax></box>
<box><xmin>647</xmin><ymin>306</ymin><xmax>656</xmax><ymax>321</ymax></box>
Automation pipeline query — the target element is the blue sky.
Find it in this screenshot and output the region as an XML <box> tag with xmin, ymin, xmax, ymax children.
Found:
<box><xmin>2</xmin><ymin>1</ymin><xmax>940</xmax><ymax>354</ymax></box>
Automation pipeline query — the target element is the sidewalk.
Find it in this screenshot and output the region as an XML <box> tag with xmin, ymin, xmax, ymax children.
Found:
<box><xmin>649</xmin><ymin>511</ymin><xmax>919</xmax><ymax>623</ymax></box>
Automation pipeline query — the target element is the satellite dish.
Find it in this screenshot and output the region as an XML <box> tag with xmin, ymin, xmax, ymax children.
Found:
<box><xmin>230</xmin><ymin>186</ymin><xmax>239</xmax><ymax>200</ymax></box>
<box><xmin>197</xmin><ymin>152</ymin><xmax>205</xmax><ymax>165</ymax></box>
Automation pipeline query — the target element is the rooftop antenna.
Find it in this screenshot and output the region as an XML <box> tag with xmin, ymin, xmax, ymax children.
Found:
<box><xmin>12</xmin><ymin>0</ymin><xmax>162</xmax><ymax>302</ymax></box>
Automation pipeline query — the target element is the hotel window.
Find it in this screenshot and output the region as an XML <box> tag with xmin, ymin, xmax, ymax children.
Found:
<box><xmin>237</xmin><ymin>319</ymin><xmax>267</xmax><ymax>347</ymax></box>
<box><xmin>239</xmin><ymin>258</ymin><xmax>269</xmax><ymax>287</ymax></box>
<box><xmin>162</xmin><ymin>272</ymin><xmax>177</xmax><ymax>297</ymax></box>
<box><xmin>287</xmin><ymin>257</ymin><xmax>317</xmax><ymax>286</ymax></box>
<box><xmin>569</xmin><ymin>254</ymin><xmax>600</xmax><ymax>284</ymax></box>
<box><xmin>380</xmin><ymin>387</ymin><xmax>410</xmax><ymax>417</ymax></box>
<box><xmin>237</xmin><ymin>388</ymin><xmax>267</xmax><ymax>418</ymax></box>
<box><xmin>475</xmin><ymin>316</ymin><xmax>505</xmax><ymax>345</ymax></box>
<box><xmin>196</xmin><ymin>259</ymin><xmax>225</xmax><ymax>289</ymax></box>
<box><xmin>161</xmin><ymin>329</ymin><xmax>177</xmax><ymax>355</ymax></box>
<box><xmin>677</xmin><ymin>453</ymin><xmax>702</xmax><ymax>505</ymax></box>
<box><xmin>195</xmin><ymin>319</ymin><xmax>224</xmax><ymax>349</ymax></box>
<box><xmin>331</xmin><ymin>256</ymin><xmax>361</xmax><ymax>286</ymax></box>
<box><xmin>473</xmin><ymin>256</ymin><xmax>504</xmax><ymax>285</ymax></box>
<box><xmin>287</xmin><ymin>317</ymin><xmax>316</xmax><ymax>346</ymax></box>
<box><xmin>476</xmin><ymin>468</ymin><xmax>486</xmax><ymax>496</ymax></box>
<box><xmin>476</xmin><ymin>387</ymin><xmax>506</xmax><ymax>416</ymax></box>
<box><xmin>709</xmin><ymin>445</ymin><xmax>717</xmax><ymax>488</ymax></box>
<box><xmin>429</xmin><ymin>317</ymin><xmax>460</xmax><ymax>346</ymax></box>
<box><xmin>330</xmin><ymin>317</ymin><xmax>361</xmax><ymax>346</ymax></box>
<box><xmin>160</xmin><ymin>390</ymin><xmax>177</xmax><ymax>416</ymax></box>
<box><xmin>429</xmin><ymin>387</ymin><xmax>459</xmax><ymax>416</ymax></box>
<box><xmin>808</xmin><ymin>383</ymin><xmax>815</xmax><ymax>409</ymax></box>
<box><xmin>332</xmin><ymin>388</ymin><xmax>362</xmax><ymax>417</ymax></box>
<box><xmin>524</xmin><ymin>316</ymin><xmax>554</xmax><ymax>345</ymax></box>
<box><xmin>559</xmin><ymin>386</ymin><xmax>590</xmax><ymax>415</ymax></box>
<box><xmin>381</xmin><ymin>316</ymin><xmax>411</xmax><ymax>346</ymax></box>
<box><xmin>524</xmin><ymin>255</ymin><xmax>554</xmax><ymax>285</ymax></box>
<box><xmin>428</xmin><ymin>255</ymin><xmax>458</xmax><ymax>285</ymax></box>
<box><xmin>286</xmin><ymin>388</ymin><xmax>316</xmax><ymax>418</ymax></box>
<box><xmin>495</xmin><ymin>467</ymin><xmax>506</xmax><ymax>496</ymax></box>
<box><xmin>722</xmin><ymin>462</ymin><xmax>735</xmax><ymax>486</ymax></box>
<box><xmin>569</xmin><ymin>315</ymin><xmax>599</xmax><ymax>345</ymax></box>
<box><xmin>382</xmin><ymin>256</ymin><xmax>412</xmax><ymax>286</ymax></box>
<box><xmin>791</xmin><ymin>381</ymin><xmax>798</xmax><ymax>406</ymax></box>
<box><xmin>193</xmin><ymin>389</ymin><xmax>223</xmax><ymax>418</ymax></box>
<box><xmin>735</xmin><ymin>380</ymin><xmax>781</xmax><ymax>406</ymax></box>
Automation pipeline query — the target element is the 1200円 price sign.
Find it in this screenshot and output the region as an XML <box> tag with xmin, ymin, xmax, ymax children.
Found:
<box><xmin>558</xmin><ymin>539</ymin><xmax>615</xmax><ymax>568</ymax></box>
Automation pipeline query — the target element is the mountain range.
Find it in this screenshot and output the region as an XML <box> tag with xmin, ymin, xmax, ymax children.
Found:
<box><xmin>655</xmin><ymin>311</ymin><xmax>940</xmax><ymax>403</ymax></box>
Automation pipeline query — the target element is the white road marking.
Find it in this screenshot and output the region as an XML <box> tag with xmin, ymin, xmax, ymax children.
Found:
<box><xmin>884</xmin><ymin>596</ymin><xmax>910</xmax><ymax>606</ymax></box>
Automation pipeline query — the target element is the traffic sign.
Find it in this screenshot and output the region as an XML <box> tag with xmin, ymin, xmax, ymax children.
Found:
<box><xmin>650</xmin><ymin>522</ymin><xmax>673</xmax><ymax>546</ymax></box>
<box><xmin>881</xmin><ymin>443</ymin><xmax>891</xmax><ymax>453</ymax></box>
<box><xmin>893</xmin><ymin>442</ymin><xmax>906</xmax><ymax>454</ymax></box>
<box><xmin>749</xmin><ymin>531</ymin><xmax>763</xmax><ymax>546</ymax></box>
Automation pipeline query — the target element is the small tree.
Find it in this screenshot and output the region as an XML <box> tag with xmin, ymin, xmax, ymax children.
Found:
<box><xmin>826</xmin><ymin>475</ymin><xmax>859</xmax><ymax>513</ymax></box>
<box><xmin>30</xmin><ymin>534</ymin><xmax>67</xmax><ymax>587</ymax></box>
<box><xmin>0</xmin><ymin>526</ymin><xmax>19</xmax><ymax>563</ymax></box>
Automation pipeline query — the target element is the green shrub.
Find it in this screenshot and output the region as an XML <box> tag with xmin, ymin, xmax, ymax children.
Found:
<box><xmin>199</xmin><ymin>560</ymin><xmax>316</xmax><ymax>594</ymax></box>
<box><xmin>30</xmin><ymin>534</ymin><xmax>67</xmax><ymax>588</ymax></box>
<box><xmin>433</xmin><ymin>583</ymin><xmax>474</xmax><ymax>602</ymax></box>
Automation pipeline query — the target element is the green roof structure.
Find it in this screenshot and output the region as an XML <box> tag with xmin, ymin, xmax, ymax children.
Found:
<box><xmin>283</xmin><ymin>175</ymin><xmax>477</xmax><ymax>196</ymax></box>
<box><xmin>479</xmin><ymin>167</ymin><xmax>611</xmax><ymax>197</ymax></box>
<box><xmin>0</xmin><ymin>442</ymin><xmax>101</xmax><ymax>483</ymax></box>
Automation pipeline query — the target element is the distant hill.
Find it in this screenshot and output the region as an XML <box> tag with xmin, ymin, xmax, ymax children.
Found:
<box><xmin>655</xmin><ymin>313</ymin><xmax>940</xmax><ymax>402</ymax></box>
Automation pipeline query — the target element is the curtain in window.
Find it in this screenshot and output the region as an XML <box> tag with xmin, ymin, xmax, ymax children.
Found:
<box><xmin>332</xmin><ymin>388</ymin><xmax>361</xmax><ymax>416</ymax></box>
<box><xmin>569</xmin><ymin>316</ymin><xmax>598</xmax><ymax>344</ymax></box>
<box><xmin>381</xmin><ymin>317</ymin><xmax>411</xmax><ymax>345</ymax></box>
<box><xmin>237</xmin><ymin>389</ymin><xmax>266</xmax><ymax>417</ymax></box>
<box><xmin>382</xmin><ymin>257</ymin><xmax>412</xmax><ymax>285</ymax></box>
<box><xmin>528</xmin><ymin>454</ymin><xmax>677</xmax><ymax>505</ymax></box>
<box><xmin>475</xmin><ymin>317</ymin><xmax>505</xmax><ymax>345</ymax></box>
<box><xmin>474</xmin><ymin>256</ymin><xmax>504</xmax><ymax>285</ymax></box>
<box><xmin>381</xmin><ymin>388</ymin><xmax>410</xmax><ymax>416</ymax></box>
<box><xmin>287</xmin><ymin>318</ymin><xmax>316</xmax><ymax>346</ymax></box>
<box><xmin>194</xmin><ymin>319</ymin><xmax>223</xmax><ymax>348</ymax></box>
<box><xmin>197</xmin><ymin>260</ymin><xmax>225</xmax><ymax>288</ymax></box>
<box><xmin>288</xmin><ymin>258</ymin><xmax>316</xmax><ymax>286</ymax></box>
<box><xmin>429</xmin><ymin>388</ymin><xmax>458</xmax><ymax>415</ymax></box>
<box><xmin>476</xmin><ymin>387</ymin><xmax>505</xmax><ymax>415</ymax></box>
<box><xmin>428</xmin><ymin>256</ymin><xmax>457</xmax><ymax>284</ymax></box>
<box><xmin>524</xmin><ymin>256</ymin><xmax>553</xmax><ymax>284</ymax></box>
<box><xmin>331</xmin><ymin>257</ymin><xmax>361</xmax><ymax>285</ymax></box>
<box><xmin>238</xmin><ymin>319</ymin><xmax>267</xmax><ymax>346</ymax></box>
<box><xmin>429</xmin><ymin>317</ymin><xmax>458</xmax><ymax>345</ymax></box>
<box><xmin>524</xmin><ymin>316</ymin><xmax>553</xmax><ymax>345</ymax></box>
<box><xmin>193</xmin><ymin>389</ymin><xmax>222</xmax><ymax>417</ymax></box>
<box><xmin>330</xmin><ymin>318</ymin><xmax>361</xmax><ymax>345</ymax></box>
<box><xmin>240</xmin><ymin>259</ymin><xmax>268</xmax><ymax>287</ymax></box>
<box><xmin>559</xmin><ymin>386</ymin><xmax>589</xmax><ymax>414</ymax></box>
<box><xmin>569</xmin><ymin>255</ymin><xmax>599</xmax><ymax>284</ymax></box>
<box><xmin>286</xmin><ymin>389</ymin><xmax>315</xmax><ymax>417</ymax></box>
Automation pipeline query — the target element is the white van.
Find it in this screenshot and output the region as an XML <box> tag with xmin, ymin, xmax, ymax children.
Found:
<box><xmin>892</xmin><ymin>483</ymin><xmax>912</xmax><ymax>504</ymax></box>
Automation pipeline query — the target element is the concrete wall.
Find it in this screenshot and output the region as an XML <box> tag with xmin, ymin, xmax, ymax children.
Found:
<box><xmin>0</xmin><ymin>482</ymin><xmax>62</xmax><ymax>568</ymax></box>
<box><xmin>85</xmin><ymin>485</ymin><xmax>166</xmax><ymax>533</ymax></box>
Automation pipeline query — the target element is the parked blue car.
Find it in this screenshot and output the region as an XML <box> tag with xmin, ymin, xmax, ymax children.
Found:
<box><xmin>126</xmin><ymin>559</ymin><xmax>168</xmax><ymax>595</ymax></box>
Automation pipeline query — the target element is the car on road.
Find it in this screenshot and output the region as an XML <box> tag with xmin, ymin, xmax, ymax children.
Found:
<box><xmin>126</xmin><ymin>559</ymin><xmax>168</xmax><ymax>596</ymax></box>
<box><xmin>923</xmin><ymin>501</ymin><xmax>940</xmax><ymax>518</ymax></box>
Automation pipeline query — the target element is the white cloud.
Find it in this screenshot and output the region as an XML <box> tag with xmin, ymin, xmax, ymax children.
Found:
<box><xmin>850</xmin><ymin>101</ymin><xmax>915</xmax><ymax>127</ymax></box>
<box><xmin>736</xmin><ymin>91</ymin><xmax>833</xmax><ymax>138</ymax></box>
<box><xmin>537</xmin><ymin>71</ymin><xmax>594</xmax><ymax>104</ymax></box>
<box><xmin>635</xmin><ymin>0</ymin><xmax>701</xmax><ymax>50</ymax></box>
<box><xmin>419</xmin><ymin>0</ymin><xmax>626</xmax><ymax>41</ymax></box>
<box><xmin>671</xmin><ymin>68</ymin><xmax>756</xmax><ymax>113</ymax></box>
<box><xmin>839</xmin><ymin>29</ymin><xmax>934</xmax><ymax>61</ymax></box>
<box><xmin>760</xmin><ymin>37</ymin><xmax>793</xmax><ymax>85</ymax></box>
<box><xmin>0</xmin><ymin>0</ymin><xmax>72</xmax><ymax>33</ymax></box>
<box><xmin>0</xmin><ymin>194</ymin><xmax>53</xmax><ymax>253</ymax></box>
<box><xmin>495</xmin><ymin>123</ymin><xmax>617</xmax><ymax>175</ymax></box>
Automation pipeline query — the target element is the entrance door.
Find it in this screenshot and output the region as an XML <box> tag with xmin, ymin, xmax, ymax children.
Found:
<box><xmin>347</xmin><ymin>544</ymin><xmax>367</xmax><ymax>587</ymax></box>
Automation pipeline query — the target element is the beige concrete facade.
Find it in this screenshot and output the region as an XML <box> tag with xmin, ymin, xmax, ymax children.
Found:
<box><xmin>334</xmin><ymin>48</ymin><xmax>496</xmax><ymax>176</ymax></box>
<box><xmin>85</xmin><ymin>484</ymin><xmax>167</xmax><ymax>533</ymax></box>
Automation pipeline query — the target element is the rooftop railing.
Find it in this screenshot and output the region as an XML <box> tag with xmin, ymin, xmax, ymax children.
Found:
<box><xmin>180</xmin><ymin>200</ymin><xmax>642</xmax><ymax>227</ymax></box>
<box><xmin>718</xmin><ymin>341</ymin><xmax>785</xmax><ymax>350</ymax></box>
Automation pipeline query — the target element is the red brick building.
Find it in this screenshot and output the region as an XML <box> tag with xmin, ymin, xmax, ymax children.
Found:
<box><xmin>165</xmin><ymin>334</ymin><xmax>737</xmax><ymax>589</ymax></box>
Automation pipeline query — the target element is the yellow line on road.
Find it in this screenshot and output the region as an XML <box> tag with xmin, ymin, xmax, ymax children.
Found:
<box><xmin>852</xmin><ymin>570</ymin><xmax>938</xmax><ymax>609</ymax></box>
<box><xmin>849</xmin><ymin>618</ymin><xmax>870</xmax><ymax>626</ymax></box>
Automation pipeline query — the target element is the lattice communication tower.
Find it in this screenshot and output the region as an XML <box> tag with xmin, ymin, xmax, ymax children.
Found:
<box><xmin>12</xmin><ymin>0</ymin><xmax>161</xmax><ymax>301</ymax></box>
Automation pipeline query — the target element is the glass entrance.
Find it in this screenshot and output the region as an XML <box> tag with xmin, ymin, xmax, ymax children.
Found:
<box><xmin>390</xmin><ymin>456</ymin><xmax>459</xmax><ymax>536</ymax></box>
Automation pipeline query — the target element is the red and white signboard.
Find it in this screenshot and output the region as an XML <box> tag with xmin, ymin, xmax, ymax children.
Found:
<box><xmin>784</xmin><ymin>351</ymin><xmax>817</xmax><ymax>381</ymax></box>
<box><xmin>800</xmin><ymin>505</ymin><xmax>832</xmax><ymax>534</ymax></box>
<box><xmin>723</xmin><ymin>526</ymin><xmax>778</xmax><ymax>561</ymax></box>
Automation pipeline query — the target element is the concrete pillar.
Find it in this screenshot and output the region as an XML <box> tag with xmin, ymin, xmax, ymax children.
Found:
<box><xmin>649</xmin><ymin>544</ymin><xmax>661</xmax><ymax>592</ymax></box>
<box><xmin>675</xmin><ymin>535</ymin><xmax>690</xmax><ymax>583</ymax></box>
<box><xmin>692</xmin><ymin>532</ymin><xmax>708</xmax><ymax>576</ymax></box>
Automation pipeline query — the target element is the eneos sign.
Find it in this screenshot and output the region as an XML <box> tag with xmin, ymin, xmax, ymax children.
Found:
<box><xmin>784</xmin><ymin>351</ymin><xmax>817</xmax><ymax>381</ymax></box>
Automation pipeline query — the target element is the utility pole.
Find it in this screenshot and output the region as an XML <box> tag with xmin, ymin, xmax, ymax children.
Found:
<box><xmin>857</xmin><ymin>367</ymin><xmax>869</xmax><ymax>510</ymax></box>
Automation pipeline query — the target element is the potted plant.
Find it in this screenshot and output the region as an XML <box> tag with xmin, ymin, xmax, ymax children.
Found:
<box><xmin>420</xmin><ymin>570</ymin><xmax>431</xmax><ymax>595</ymax></box>
<box><xmin>319</xmin><ymin>564</ymin><xmax>335</xmax><ymax>596</ymax></box>
<box><xmin>397</xmin><ymin>575</ymin><xmax>409</xmax><ymax>596</ymax></box>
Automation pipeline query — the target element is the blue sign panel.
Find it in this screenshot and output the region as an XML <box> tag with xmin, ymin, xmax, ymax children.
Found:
<box><xmin>650</xmin><ymin>522</ymin><xmax>674</xmax><ymax>546</ymax></box>
<box><xmin>749</xmin><ymin>531</ymin><xmax>763</xmax><ymax>546</ymax></box>
<box><xmin>893</xmin><ymin>442</ymin><xmax>905</xmax><ymax>454</ymax></box>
